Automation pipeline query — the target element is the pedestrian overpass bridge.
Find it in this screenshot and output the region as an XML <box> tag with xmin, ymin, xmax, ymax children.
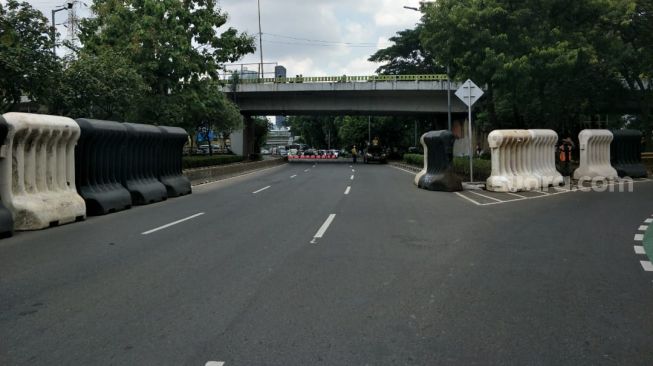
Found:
<box><xmin>222</xmin><ymin>74</ymin><xmax>469</xmax><ymax>155</ymax></box>
<box><xmin>223</xmin><ymin>74</ymin><xmax>467</xmax><ymax>116</ymax></box>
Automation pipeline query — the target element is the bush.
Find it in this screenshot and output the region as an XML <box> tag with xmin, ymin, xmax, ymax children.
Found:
<box><xmin>403</xmin><ymin>153</ymin><xmax>423</xmax><ymax>166</ymax></box>
<box><xmin>453</xmin><ymin>157</ymin><xmax>492</xmax><ymax>182</ymax></box>
<box><xmin>403</xmin><ymin>154</ymin><xmax>492</xmax><ymax>182</ymax></box>
<box><xmin>182</xmin><ymin>155</ymin><xmax>244</xmax><ymax>169</ymax></box>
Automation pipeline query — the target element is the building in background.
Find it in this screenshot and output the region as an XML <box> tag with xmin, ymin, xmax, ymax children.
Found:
<box><xmin>273</xmin><ymin>66</ymin><xmax>287</xmax><ymax>129</ymax></box>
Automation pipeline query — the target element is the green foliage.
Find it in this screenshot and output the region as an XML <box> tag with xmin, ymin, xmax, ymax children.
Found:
<box><xmin>421</xmin><ymin>0</ymin><xmax>651</xmax><ymax>132</ymax></box>
<box><xmin>403</xmin><ymin>154</ymin><xmax>492</xmax><ymax>181</ymax></box>
<box><xmin>403</xmin><ymin>153</ymin><xmax>424</xmax><ymax>166</ymax></box>
<box><xmin>76</xmin><ymin>0</ymin><xmax>255</xmax><ymax>128</ymax></box>
<box><xmin>368</xmin><ymin>26</ymin><xmax>441</xmax><ymax>75</ymax></box>
<box><xmin>56</xmin><ymin>51</ymin><xmax>148</xmax><ymax>120</ymax></box>
<box><xmin>182</xmin><ymin>154</ymin><xmax>244</xmax><ymax>170</ymax></box>
<box><xmin>0</xmin><ymin>0</ymin><xmax>59</xmax><ymax>112</ymax></box>
<box><xmin>253</xmin><ymin>116</ymin><xmax>272</xmax><ymax>150</ymax></box>
<box><xmin>453</xmin><ymin>157</ymin><xmax>492</xmax><ymax>181</ymax></box>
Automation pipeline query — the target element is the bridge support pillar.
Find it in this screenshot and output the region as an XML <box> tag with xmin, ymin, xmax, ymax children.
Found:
<box><xmin>242</xmin><ymin>115</ymin><xmax>257</xmax><ymax>159</ymax></box>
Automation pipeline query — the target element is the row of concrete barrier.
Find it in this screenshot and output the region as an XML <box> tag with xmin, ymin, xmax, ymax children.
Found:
<box><xmin>486</xmin><ymin>129</ymin><xmax>565</xmax><ymax>192</ymax></box>
<box><xmin>415</xmin><ymin>128</ymin><xmax>647</xmax><ymax>193</ymax></box>
<box><xmin>0</xmin><ymin>113</ymin><xmax>191</xmax><ymax>237</ymax></box>
<box><xmin>288</xmin><ymin>155</ymin><xmax>338</xmax><ymax>160</ymax></box>
<box><xmin>487</xmin><ymin>129</ymin><xmax>646</xmax><ymax>192</ymax></box>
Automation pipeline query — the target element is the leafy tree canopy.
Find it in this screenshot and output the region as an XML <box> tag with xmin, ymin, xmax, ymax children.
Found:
<box><xmin>0</xmin><ymin>0</ymin><xmax>59</xmax><ymax>112</ymax></box>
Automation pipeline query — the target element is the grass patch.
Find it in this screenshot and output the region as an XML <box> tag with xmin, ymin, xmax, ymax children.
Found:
<box><xmin>183</xmin><ymin>155</ymin><xmax>244</xmax><ymax>169</ymax></box>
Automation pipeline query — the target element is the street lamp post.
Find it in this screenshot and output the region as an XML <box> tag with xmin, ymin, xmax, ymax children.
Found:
<box><xmin>257</xmin><ymin>0</ymin><xmax>264</xmax><ymax>79</ymax></box>
<box><xmin>51</xmin><ymin>2</ymin><xmax>73</xmax><ymax>56</ymax></box>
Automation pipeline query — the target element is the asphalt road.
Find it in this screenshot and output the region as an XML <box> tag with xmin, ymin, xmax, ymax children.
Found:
<box><xmin>2</xmin><ymin>162</ymin><xmax>653</xmax><ymax>365</ymax></box>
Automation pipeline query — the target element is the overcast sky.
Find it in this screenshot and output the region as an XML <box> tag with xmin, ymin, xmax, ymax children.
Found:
<box><xmin>25</xmin><ymin>0</ymin><xmax>423</xmax><ymax>76</ymax></box>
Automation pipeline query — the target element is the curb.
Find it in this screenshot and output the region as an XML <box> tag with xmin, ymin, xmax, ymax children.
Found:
<box><xmin>184</xmin><ymin>158</ymin><xmax>286</xmax><ymax>186</ymax></box>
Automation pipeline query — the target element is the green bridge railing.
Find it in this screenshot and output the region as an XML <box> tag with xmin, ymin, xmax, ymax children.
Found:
<box><xmin>235</xmin><ymin>74</ymin><xmax>449</xmax><ymax>84</ymax></box>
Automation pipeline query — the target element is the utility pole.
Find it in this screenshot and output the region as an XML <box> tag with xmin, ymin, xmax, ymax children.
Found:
<box><xmin>368</xmin><ymin>116</ymin><xmax>371</xmax><ymax>145</ymax></box>
<box><xmin>447</xmin><ymin>64</ymin><xmax>452</xmax><ymax>131</ymax></box>
<box><xmin>51</xmin><ymin>2</ymin><xmax>72</xmax><ymax>56</ymax></box>
<box><xmin>257</xmin><ymin>0</ymin><xmax>264</xmax><ymax>79</ymax></box>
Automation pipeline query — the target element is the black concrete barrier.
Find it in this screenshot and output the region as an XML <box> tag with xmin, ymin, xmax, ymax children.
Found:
<box><xmin>0</xmin><ymin>115</ymin><xmax>14</xmax><ymax>237</ymax></box>
<box><xmin>158</xmin><ymin>126</ymin><xmax>191</xmax><ymax>197</ymax></box>
<box><xmin>611</xmin><ymin>129</ymin><xmax>647</xmax><ymax>178</ymax></box>
<box><xmin>415</xmin><ymin>130</ymin><xmax>463</xmax><ymax>192</ymax></box>
<box><xmin>75</xmin><ymin>119</ymin><xmax>133</xmax><ymax>215</ymax></box>
<box><xmin>123</xmin><ymin>123</ymin><xmax>168</xmax><ymax>205</ymax></box>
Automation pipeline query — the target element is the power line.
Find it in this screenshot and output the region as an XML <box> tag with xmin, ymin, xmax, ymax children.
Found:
<box><xmin>262</xmin><ymin>39</ymin><xmax>387</xmax><ymax>48</ymax></box>
<box><xmin>263</xmin><ymin>32</ymin><xmax>384</xmax><ymax>46</ymax></box>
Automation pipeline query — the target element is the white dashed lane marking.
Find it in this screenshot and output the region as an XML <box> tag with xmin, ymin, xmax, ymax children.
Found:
<box><xmin>344</xmin><ymin>186</ymin><xmax>351</xmax><ymax>195</ymax></box>
<box><xmin>252</xmin><ymin>186</ymin><xmax>271</xmax><ymax>194</ymax></box>
<box><xmin>142</xmin><ymin>213</ymin><xmax>205</xmax><ymax>235</ymax></box>
<box><xmin>635</xmin><ymin>246</ymin><xmax>646</xmax><ymax>255</ymax></box>
<box><xmin>350</xmin><ymin>175</ymin><xmax>354</xmax><ymax>180</ymax></box>
<box><xmin>635</xmin><ymin>234</ymin><xmax>644</xmax><ymax>241</ymax></box>
<box><xmin>639</xmin><ymin>225</ymin><xmax>649</xmax><ymax>231</ymax></box>
<box><xmin>290</xmin><ymin>174</ymin><xmax>297</xmax><ymax>179</ymax></box>
<box><xmin>310</xmin><ymin>214</ymin><xmax>336</xmax><ymax>244</ymax></box>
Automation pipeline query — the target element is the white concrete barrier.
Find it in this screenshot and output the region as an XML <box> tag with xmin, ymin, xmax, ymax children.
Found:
<box><xmin>528</xmin><ymin>129</ymin><xmax>564</xmax><ymax>187</ymax></box>
<box><xmin>0</xmin><ymin>113</ymin><xmax>86</xmax><ymax>230</ymax></box>
<box><xmin>486</xmin><ymin>130</ymin><xmax>539</xmax><ymax>192</ymax></box>
<box><xmin>573</xmin><ymin>129</ymin><xmax>618</xmax><ymax>180</ymax></box>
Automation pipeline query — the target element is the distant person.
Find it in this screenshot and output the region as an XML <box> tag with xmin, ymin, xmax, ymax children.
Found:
<box><xmin>558</xmin><ymin>137</ymin><xmax>574</xmax><ymax>176</ymax></box>
<box><xmin>475</xmin><ymin>144</ymin><xmax>483</xmax><ymax>157</ymax></box>
<box><xmin>351</xmin><ymin>145</ymin><xmax>358</xmax><ymax>163</ymax></box>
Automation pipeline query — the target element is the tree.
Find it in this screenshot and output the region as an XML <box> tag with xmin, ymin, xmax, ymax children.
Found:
<box><xmin>420</xmin><ymin>0</ymin><xmax>631</xmax><ymax>133</ymax></box>
<box><xmin>0</xmin><ymin>0</ymin><xmax>59</xmax><ymax>112</ymax></box>
<box><xmin>56</xmin><ymin>50</ymin><xmax>149</xmax><ymax>120</ymax></box>
<box><xmin>78</xmin><ymin>0</ymin><xmax>255</xmax><ymax>127</ymax></box>
<box><xmin>368</xmin><ymin>26</ymin><xmax>441</xmax><ymax>75</ymax></box>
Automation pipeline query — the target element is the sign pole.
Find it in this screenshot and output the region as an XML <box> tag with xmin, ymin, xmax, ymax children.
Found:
<box><xmin>455</xmin><ymin>79</ymin><xmax>483</xmax><ymax>183</ymax></box>
<box><xmin>468</xmin><ymin>85</ymin><xmax>473</xmax><ymax>182</ymax></box>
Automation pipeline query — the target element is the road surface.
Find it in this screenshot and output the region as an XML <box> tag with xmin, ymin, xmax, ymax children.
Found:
<box><xmin>2</xmin><ymin>162</ymin><xmax>653</xmax><ymax>365</ymax></box>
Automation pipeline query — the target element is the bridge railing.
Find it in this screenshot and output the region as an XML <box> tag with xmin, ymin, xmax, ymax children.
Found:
<box><xmin>235</xmin><ymin>74</ymin><xmax>448</xmax><ymax>84</ymax></box>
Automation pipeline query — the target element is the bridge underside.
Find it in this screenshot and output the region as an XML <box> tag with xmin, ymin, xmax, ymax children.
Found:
<box><xmin>224</xmin><ymin>80</ymin><xmax>468</xmax><ymax>116</ymax></box>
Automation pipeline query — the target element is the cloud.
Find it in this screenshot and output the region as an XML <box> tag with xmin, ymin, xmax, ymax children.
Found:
<box><xmin>28</xmin><ymin>0</ymin><xmax>421</xmax><ymax>76</ymax></box>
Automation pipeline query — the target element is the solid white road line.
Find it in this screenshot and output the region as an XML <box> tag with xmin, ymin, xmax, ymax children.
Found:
<box><xmin>467</xmin><ymin>190</ymin><xmax>504</xmax><ymax>202</ymax></box>
<box><xmin>290</xmin><ymin>174</ymin><xmax>297</xmax><ymax>179</ymax></box>
<box><xmin>639</xmin><ymin>225</ymin><xmax>649</xmax><ymax>231</ymax></box>
<box><xmin>645</xmin><ymin>218</ymin><xmax>653</xmax><ymax>224</ymax></box>
<box><xmin>635</xmin><ymin>233</ymin><xmax>644</xmax><ymax>241</ymax></box>
<box><xmin>505</xmin><ymin>192</ymin><xmax>527</xmax><ymax>198</ymax></box>
<box><xmin>389</xmin><ymin>165</ymin><xmax>418</xmax><ymax>175</ymax></box>
<box><xmin>205</xmin><ymin>362</ymin><xmax>225</xmax><ymax>366</ymax></box>
<box><xmin>252</xmin><ymin>186</ymin><xmax>271</xmax><ymax>194</ymax></box>
<box><xmin>350</xmin><ymin>175</ymin><xmax>354</xmax><ymax>180</ymax></box>
<box><xmin>635</xmin><ymin>245</ymin><xmax>646</xmax><ymax>255</ymax></box>
<box><xmin>344</xmin><ymin>186</ymin><xmax>351</xmax><ymax>195</ymax></box>
<box><xmin>454</xmin><ymin>192</ymin><xmax>483</xmax><ymax>205</ymax></box>
<box><xmin>311</xmin><ymin>214</ymin><xmax>336</xmax><ymax>243</ymax></box>
<box><xmin>142</xmin><ymin>212</ymin><xmax>205</xmax><ymax>235</ymax></box>
<box><xmin>641</xmin><ymin>260</ymin><xmax>653</xmax><ymax>271</ymax></box>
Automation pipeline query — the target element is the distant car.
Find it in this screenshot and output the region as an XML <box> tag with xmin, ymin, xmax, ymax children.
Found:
<box><xmin>364</xmin><ymin>145</ymin><xmax>387</xmax><ymax>164</ymax></box>
<box><xmin>261</xmin><ymin>149</ymin><xmax>270</xmax><ymax>155</ymax></box>
<box><xmin>288</xmin><ymin>148</ymin><xmax>298</xmax><ymax>156</ymax></box>
<box><xmin>329</xmin><ymin>149</ymin><xmax>339</xmax><ymax>158</ymax></box>
<box><xmin>278</xmin><ymin>147</ymin><xmax>288</xmax><ymax>157</ymax></box>
<box><xmin>303</xmin><ymin>149</ymin><xmax>316</xmax><ymax>156</ymax></box>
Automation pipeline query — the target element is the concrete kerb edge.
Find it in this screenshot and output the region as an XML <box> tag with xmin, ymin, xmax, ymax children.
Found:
<box><xmin>184</xmin><ymin>158</ymin><xmax>287</xmax><ymax>186</ymax></box>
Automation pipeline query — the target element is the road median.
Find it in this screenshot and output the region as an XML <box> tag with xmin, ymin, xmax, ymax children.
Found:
<box><xmin>184</xmin><ymin>157</ymin><xmax>286</xmax><ymax>186</ymax></box>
